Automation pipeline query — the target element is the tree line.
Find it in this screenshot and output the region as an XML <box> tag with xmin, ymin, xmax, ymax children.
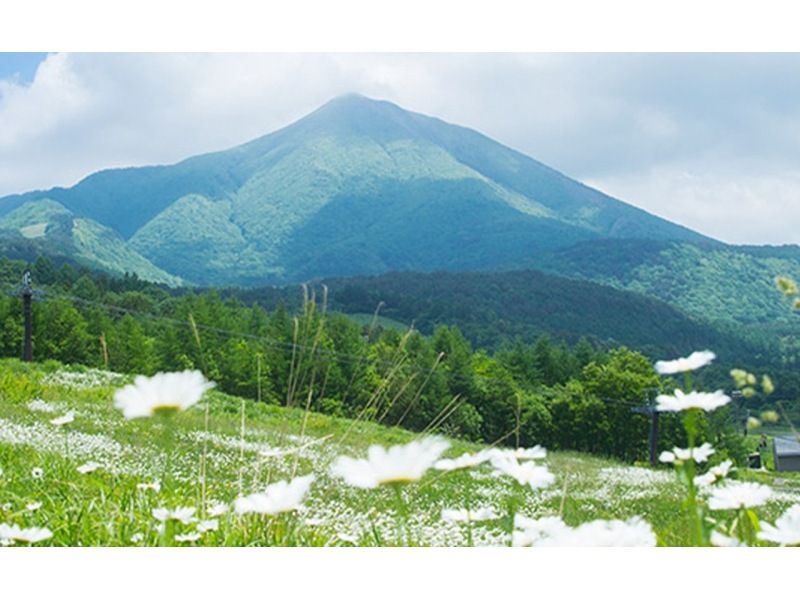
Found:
<box><xmin>0</xmin><ymin>255</ymin><xmax>749</xmax><ymax>464</ymax></box>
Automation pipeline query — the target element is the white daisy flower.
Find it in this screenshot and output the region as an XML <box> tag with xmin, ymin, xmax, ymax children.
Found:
<box><xmin>694</xmin><ymin>460</ymin><xmax>733</xmax><ymax>487</ymax></box>
<box><xmin>513</xmin><ymin>515</ymin><xmax>570</xmax><ymax>547</ymax></box>
<box><xmin>174</xmin><ymin>533</ymin><xmax>201</xmax><ymax>543</ymax></box>
<box><xmin>514</xmin><ymin>515</ymin><xmax>656</xmax><ymax>547</ymax></box>
<box><xmin>130</xmin><ymin>532</ymin><xmax>144</xmax><ymax>543</ymax></box>
<box><xmin>491</xmin><ymin>455</ymin><xmax>555</xmax><ymax>490</ymax></box>
<box><xmin>152</xmin><ymin>506</ymin><xmax>197</xmax><ymax>525</ymax></box>
<box><xmin>137</xmin><ymin>481</ymin><xmax>161</xmax><ymax>492</ymax></box>
<box><xmin>50</xmin><ymin>412</ymin><xmax>75</xmax><ymax>427</ymax></box>
<box><xmin>234</xmin><ymin>474</ymin><xmax>315</xmax><ymax>515</ymax></box>
<box><xmin>711</xmin><ymin>530</ymin><xmax>745</xmax><ymax>547</ymax></box>
<box><xmin>113</xmin><ymin>370</ymin><xmax>215</xmax><ymax>419</ymax></box>
<box><xmin>441</xmin><ymin>507</ymin><xmax>499</xmax><ymax>523</ymax></box>
<box><xmin>77</xmin><ymin>461</ymin><xmax>102</xmax><ymax>474</ymax></box>
<box><xmin>655</xmin><ymin>350</ymin><xmax>716</xmax><ymax>375</ymax></box>
<box><xmin>26</xmin><ymin>501</ymin><xmax>42</xmax><ymax>512</ymax></box>
<box><xmin>31</xmin><ymin>467</ymin><xmax>43</xmax><ymax>479</ymax></box>
<box><xmin>337</xmin><ymin>533</ymin><xmax>359</xmax><ymax>544</ymax></box>
<box><xmin>0</xmin><ymin>523</ymin><xmax>53</xmax><ymax>544</ymax></box>
<box><xmin>197</xmin><ymin>519</ymin><xmax>219</xmax><ymax>533</ymax></box>
<box><xmin>434</xmin><ymin>450</ymin><xmax>493</xmax><ymax>471</ymax></box>
<box><xmin>656</xmin><ymin>389</ymin><xmax>731</xmax><ymax>412</ymax></box>
<box><xmin>207</xmin><ymin>501</ymin><xmax>228</xmax><ymax>517</ymax></box>
<box><xmin>331</xmin><ymin>437</ymin><xmax>449</xmax><ymax>488</ymax></box>
<box><xmin>708</xmin><ymin>481</ymin><xmax>772</xmax><ymax>510</ymax></box>
<box><xmin>758</xmin><ymin>505</ymin><xmax>800</xmax><ymax>546</ymax></box>
<box><xmin>659</xmin><ymin>443</ymin><xmax>715</xmax><ymax>464</ymax></box>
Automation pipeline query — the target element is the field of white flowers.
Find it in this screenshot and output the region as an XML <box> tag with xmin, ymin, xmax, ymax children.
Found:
<box><xmin>1</xmin><ymin>354</ymin><xmax>799</xmax><ymax>547</ymax></box>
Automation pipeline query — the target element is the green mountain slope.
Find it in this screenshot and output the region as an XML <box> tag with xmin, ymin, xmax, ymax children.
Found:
<box><xmin>0</xmin><ymin>94</ymin><xmax>709</xmax><ymax>286</ymax></box>
<box><xmin>529</xmin><ymin>239</ymin><xmax>800</xmax><ymax>327</ymax></box>
<box><xmin>0</xmin><ymin>199</ymin><xmax>181</xmax><ymax>286</ymax></box>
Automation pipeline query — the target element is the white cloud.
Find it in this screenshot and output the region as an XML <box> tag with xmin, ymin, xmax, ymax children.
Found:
<box><xmin>587</xmin><ymin>167</ymin><xmax>800</xmax><ymax>245</ymax></box>
<box><xmin>0</xmin><ymin>53</ymin><xmax>799</xmax><ymax>245</ymax></box>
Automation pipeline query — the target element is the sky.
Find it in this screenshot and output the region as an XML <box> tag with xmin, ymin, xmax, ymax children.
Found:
<box><xmin>0</xmin><ymin>52</ymin><xmax>799</xmax><ymax>245</ymax></box>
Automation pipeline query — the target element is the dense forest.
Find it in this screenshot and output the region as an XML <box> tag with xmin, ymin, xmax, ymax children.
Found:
<box><xmin>229</xmin><ymin>272</ymin><xmax>800</xmax><ymax>402</ymax></box>
<box><xmin>0</xmin><ymin>255</ymin><xmax>785</xmax><ymax>465</ymax></box>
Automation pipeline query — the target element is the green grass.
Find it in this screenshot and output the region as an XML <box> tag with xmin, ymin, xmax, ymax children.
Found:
<box><xmin>0</xmin><ymin>358</ymin><xmax>797</xmax><ymax>547</ymax></box>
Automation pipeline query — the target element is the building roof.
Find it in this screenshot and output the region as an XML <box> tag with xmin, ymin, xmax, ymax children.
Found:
<box><xmin>774</xmin><ymin>436</ymin><xmax>800</xmax><ymax>457</ymax></box>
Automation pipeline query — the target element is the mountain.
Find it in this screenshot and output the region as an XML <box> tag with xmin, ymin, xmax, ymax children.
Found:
<box><xmin>0</xmin><ymin>94</ymin><xmax>708</xmax><ymax>286</ymax></box>
<box><xmin>0</xmin><ymin>199</ymin><xmax>181</xmax><ymax>286</ymax></box>
<box><xmin>2</xmin><ymin>93</ymin><xmax>798</xmax><ymax>339</ymax></box>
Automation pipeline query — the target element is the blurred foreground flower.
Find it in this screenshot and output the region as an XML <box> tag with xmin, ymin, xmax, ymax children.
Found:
<box><xmin>175</xmin><ymin>533</ymin><xmax>201</xmax><ymax>543</ymax></box>
<box><xmin>197</xmin><ymin>519</ymin><xmax>219</xmax><ymax>533</ymax></box>
<box><xmin>491</xmin><ymin>455</ymin><xmax>554</xmax><ymax>490</ymax></box>
<box><xmin>207</xmin><ymin>501</ymin><xmax>228</xmax><ymax>517</ymax></box>
<box><xmin>331</xmin><ymin>437</ymin><xmax>449</xmax><ymax>488</ymax></box>
<box><xmin>152</xmin><ymin>506</ymin><xmax>197</xmax><ymax>525</ymax></box>
<box><xmin>655</xmin><ymin>350</ymin><xmax>715</xmax><ymax>375</ymax></box>
<box><xmin>513</xmin><ymin>514</ymin><xmax>655</xmax><ymax>547</ymax></box>
<box><xmin>707</xmin><ymin>481</ymin><xmax>772</xmax><ymax>510</ymax></box>
<box><xmin>656</xmin><ymin>389</ymin><xmax>730</xmax><ymax>412</ymax></box>
<box><xmin>710</xmin><ymin>531</ymin><xmax>744</xmax><ymax>547</ymax></box>
<box><xmin>234</xmin><ymin>474</ymin><xmax>315</xmax><ymax>515</ymax></box>
<box><xmin>659</xmin><ymin>443</ymin><xmax>715</xmax><ymax>464</ymax></box>
<box><xmin>113</xmin><ymin>370</ymin><xmax>215</xmax><ymax>419</ymax></box>
<box><xmin>694</xmin><ymin>460</ymin><xmax>732</xmax><ymax>487</ymax></box>
<box><xmin>758</xmin><ymin>504</ymin><xmax>800</xmax><ymax>546</ymax></box>
<box><xmin>0</xmin><ymin>523</ymin><xmax>53</xmax><ymax>544</ymax></box>
<box><xmin>434</xmin><ymin>450</ymin><xmax>493</xmax><ymax>471</ymax></box>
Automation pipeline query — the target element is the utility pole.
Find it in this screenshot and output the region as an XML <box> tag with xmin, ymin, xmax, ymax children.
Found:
<box><xmin>21</xmin><ymin>269</ymin><xmax>33</xmax><ymax>362</ymax></box>
<box><xmin>648</xmin><ymin>408</ymin><xmax>660</xmax><ymax>466</ymax></box>
<box><xmin>631</xmin><ymin>388</ymin><xmax>659</xmax><ymax>466</ymax></box>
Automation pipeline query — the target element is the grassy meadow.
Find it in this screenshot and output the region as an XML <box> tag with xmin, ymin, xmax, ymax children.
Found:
<box><xmin>0</xmin><ymin>358</ymin><xmax>798</xmax><ymax>547</ymax></box>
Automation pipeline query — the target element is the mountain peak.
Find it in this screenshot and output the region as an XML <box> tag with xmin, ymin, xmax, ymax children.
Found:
<box><xmin>296</xmin><ymin>93</ymin><xmax>420</xmax><ymax>140</ymax></box>
<box><xmin>320</xmin><ymin>92</ymin><xmax>397</xmax><ymax>110</ymax></box>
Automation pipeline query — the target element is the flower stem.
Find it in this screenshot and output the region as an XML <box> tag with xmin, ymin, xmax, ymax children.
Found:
<box><xmin>504</xmin><ymin>491</ymin><xmax>521</xmax><ymax>547</ymax></box>
<box><xmin>391</xmin><ymin>483</ymin><xmax>410</xmax><ymax>546</ymax></box>
<box><xmin>682</xmin><ymin>408</ymin><xmax>705</xmax><ymax>546</ymax></box>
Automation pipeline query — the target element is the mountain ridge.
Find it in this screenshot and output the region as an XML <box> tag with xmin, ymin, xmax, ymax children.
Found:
<box><xmin>0</xmin><ymin>93</ymin><xmax>714</xmax><ymax>287</ymax></box>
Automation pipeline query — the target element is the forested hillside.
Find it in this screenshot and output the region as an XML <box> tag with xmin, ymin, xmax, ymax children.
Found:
<box><xmin>0</xmin><ymin>255</ymin><xmax>770</xmax><ymax>463</ymax></box>
<box><xmin>530</xmin><ymin>239</ymin><xmax>800</xmax><ymax>328</ymax></box>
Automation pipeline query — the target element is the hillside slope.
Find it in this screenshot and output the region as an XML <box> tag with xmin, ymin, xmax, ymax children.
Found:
<box><xmin>528</xmin><ymin>239</ymin><xmax>800</xmax><ymax>327</ymax></box>
<box><xmin>0</xmin><ymin>199</ymin><xmax>181</xmax><ymax>286</ymax></box>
